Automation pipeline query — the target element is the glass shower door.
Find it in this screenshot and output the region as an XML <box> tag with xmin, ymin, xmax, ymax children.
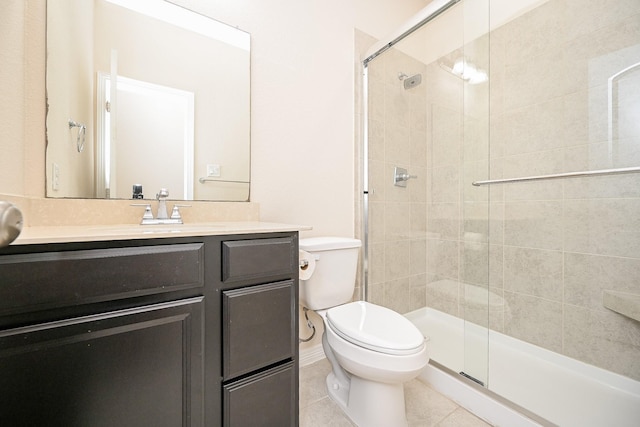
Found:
<box><xmin>362</xmin><ymin>0</ymin><xmax>491</xmax><ymax>387</ymax></box>
<box><xmin>460</xmin><ymin>0</ymin><xmax>491</xmax><ymax>387</ymax></box>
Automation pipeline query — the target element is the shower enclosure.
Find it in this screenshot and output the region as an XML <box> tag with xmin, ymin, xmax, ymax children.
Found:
<box><xmin>360</xmin><ymin>0</ymin><xmax>640</xmax><ymax>424</ymax></box>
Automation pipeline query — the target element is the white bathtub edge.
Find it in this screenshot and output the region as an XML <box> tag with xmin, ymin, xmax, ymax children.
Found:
<box><xmin>419</xmin><ymin>362</ymin><xmax>550</xmax><ymax>427</ymax></box>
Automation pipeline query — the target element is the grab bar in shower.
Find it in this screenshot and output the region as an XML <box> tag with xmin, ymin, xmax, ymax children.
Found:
<box><xmin>472</xmin><ymin>166</ymin><xmax>640</xmax><ymax>186</ymax></box>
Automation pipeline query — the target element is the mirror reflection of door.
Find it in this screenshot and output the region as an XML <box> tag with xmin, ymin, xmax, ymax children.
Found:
<box><xmin>97</xmin><ymin>73</ymin><xmax>194</xmax><ymax>199</ymax></box>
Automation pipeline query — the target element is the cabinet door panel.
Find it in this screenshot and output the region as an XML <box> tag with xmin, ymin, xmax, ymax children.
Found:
<box><xmin>222</xmin><ymin>281</ymin><xmax>295</xmax><ymax>379</ymax></box>
<box><xmin>222</xmin><ymin>237</ymin><xmax>295</xmax><ymax>284</ymax></box>
<box><xmin>223</xmin><ymin>362</ymin><xmax>296</xmax><ymax>427</ymax></box>
<box><xmin>0</xmin><ymin>243</ymin><xmax>204</xmax><ymax>316</ymax></box>
<box><xmin>0</xmin><ymin>297</ymin><xmax>203</xmax><ymax>427</ymax></box>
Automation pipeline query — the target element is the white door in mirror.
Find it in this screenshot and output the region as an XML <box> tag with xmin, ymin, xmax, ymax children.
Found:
<box><xmin>0</xmin><ymin>201</ymin><xmax>23</xmax><ymax>247</ymax></box>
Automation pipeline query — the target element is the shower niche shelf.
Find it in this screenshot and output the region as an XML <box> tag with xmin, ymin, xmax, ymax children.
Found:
<box><xmin>603</xmin><ymin>290</ymin><xmax>640</xmax><ymax>322</ymax></box>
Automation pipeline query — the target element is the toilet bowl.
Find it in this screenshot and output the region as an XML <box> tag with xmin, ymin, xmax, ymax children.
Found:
<box><xmin>317</xmin><ymin>302</ymin><xmax>428</xmax><ymax>427</ymax></box>
<box><xmin>299</xmin><ymin>237</ymin><xmax>429</xmax><ymax>427</ymax></box>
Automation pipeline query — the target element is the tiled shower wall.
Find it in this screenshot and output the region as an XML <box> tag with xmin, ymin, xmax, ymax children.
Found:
<box><xmin>360</xmin><ymin>0</ymin><xmax>640</xmax><ymax>382</ymax></box>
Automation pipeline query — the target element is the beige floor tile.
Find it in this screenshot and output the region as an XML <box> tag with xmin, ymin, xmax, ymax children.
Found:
<box><xmin>436</xmin><ymin>407</ymin><xmax>491</xmax><ymax>427</ymax></box>
<box><xmin>300</xmin><ymin>396</ymin><xmax>355</xmax><ymax>427</ymax></box>
<box><xmin>300</xmin><ymin>359</ymin><xmax>493</xmax><ymax>427</ymax></box>
<box><xmin>300</xmin><ymin>358</ymin><xmax>332</xmax><ymax>408</ymax></box>
<box><xmin>405</xmin><ymin>379</ymin><xmax>459</xmax><ymax>425</ymax></box>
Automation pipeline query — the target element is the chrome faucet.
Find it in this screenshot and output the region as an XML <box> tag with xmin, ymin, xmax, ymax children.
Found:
<box><xmin>156</xmin><ymin>188</ymin><xmax>170</xmax><ymax>220</ymax></box>
<box><xmin>132</xmin><ymin>188</ymin><xmax>189</xmax><ymax>225</ymax></box>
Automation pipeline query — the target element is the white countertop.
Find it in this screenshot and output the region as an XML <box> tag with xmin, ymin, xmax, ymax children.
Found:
<box><xmin>12</xmin><ymin>222</ymin><xmax>311</xmax><ymax>245</ymax></box>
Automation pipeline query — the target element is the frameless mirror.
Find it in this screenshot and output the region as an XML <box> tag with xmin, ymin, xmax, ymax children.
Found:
<box><xmin>46</xmin><ymin>0</ymin><xmax>250</xmax><ymax>201</ymax></box>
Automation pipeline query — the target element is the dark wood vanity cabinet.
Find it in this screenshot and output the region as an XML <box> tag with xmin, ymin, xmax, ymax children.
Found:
<box><xmin>0</xmin><ymin>231</ymin><xmax>299</xmax><ymax>427</ymax></box>
<box><xmin>219</xmin><ymin>237</ymin><xmax>298</xmax><ymax>427</ymax></box>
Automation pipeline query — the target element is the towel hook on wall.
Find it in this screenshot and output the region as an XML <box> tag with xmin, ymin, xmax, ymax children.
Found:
<box><xmin>68</xmin><ymin>119</ymin><xmax>86</xmax><ymax>153</ymax></box>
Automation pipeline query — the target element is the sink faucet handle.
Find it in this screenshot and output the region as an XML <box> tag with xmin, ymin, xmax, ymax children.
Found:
<box><xmin>156</xmin><ymin>188</ymin><xmax>169</xmax><ymax>200</ymax></box>
<box><xmin>155</xmin><ymin>188</ymin><xmax>170</xmax><ymax>219</ymax></box>
<box><xmin>131</xmin><ymin>203</ymin><xmax>154</xmax><ymax>220</ymax></box>
<box><xmin>170</xmin><ymin>204</ymin><xmax>191</xmax><ymax>221</ymax></box>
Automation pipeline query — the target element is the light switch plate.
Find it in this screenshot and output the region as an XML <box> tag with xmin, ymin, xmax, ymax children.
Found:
<box><xmin>207</xmin><ymin>164</ymin><xmax>221</xmax><ymax>177</ymax></box>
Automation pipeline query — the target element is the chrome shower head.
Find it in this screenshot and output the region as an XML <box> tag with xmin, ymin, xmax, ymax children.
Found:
<box><xmin>402</xmin><ymin>73</ymin><xmax>422</xmax><ymax>89</ymax></box>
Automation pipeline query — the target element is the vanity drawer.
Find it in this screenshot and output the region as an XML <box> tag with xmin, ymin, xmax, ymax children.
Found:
<box><xmin>221</xmin><ymin>237</ymin><xmax>295</xmax><ymax>284</ymax></box>
<box><xmin>0</xmin><ymin>243</ymin><xmax>204</xmax><ymax>316</ymax></box>
<box><xmin>223</xmin><ymin>361</ymin><xmax>296</xmax><ymax>427</ymax></box>
<box><xmin>222</xmin><ymin>280</ymin><xmax>295</xmax><ymax>379</ymax></box>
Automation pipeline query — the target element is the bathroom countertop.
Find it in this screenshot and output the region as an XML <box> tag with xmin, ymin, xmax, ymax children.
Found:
<box><xmin>11</xmin><ymin>222</ymin><xmax>312</xmax><ymax>245</ymax></box>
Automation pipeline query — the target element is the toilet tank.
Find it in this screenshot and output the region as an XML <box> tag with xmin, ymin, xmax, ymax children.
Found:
<box><xmin>299</xmin><ymin>237</ymin><xmax>361</xmax><ymax>310</ymax></box>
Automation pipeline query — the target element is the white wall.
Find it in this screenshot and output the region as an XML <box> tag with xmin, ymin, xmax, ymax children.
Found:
<box><xmin>0</xmin><ymin>1</ymin><xmax>46</xmax><ymax>197</ymax></box>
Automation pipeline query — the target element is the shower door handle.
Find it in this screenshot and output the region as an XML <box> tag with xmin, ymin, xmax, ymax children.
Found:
<box><xmin>394</xmin><ymin>167</ymin><xmax>417</xmax><ymax>187</ymax></box>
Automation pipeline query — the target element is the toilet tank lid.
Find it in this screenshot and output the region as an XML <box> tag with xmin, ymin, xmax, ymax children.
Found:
<box><xmin>299</xmin><ymin>237</ymin><xmax>361</xmax><ymax>251</ymax></box>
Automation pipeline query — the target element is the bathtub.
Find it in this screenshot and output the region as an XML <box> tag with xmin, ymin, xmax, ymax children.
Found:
<box><xmin>406</xmin><ymin>307</ymin><xmax>640</xmax><ymax>427</ymax></box>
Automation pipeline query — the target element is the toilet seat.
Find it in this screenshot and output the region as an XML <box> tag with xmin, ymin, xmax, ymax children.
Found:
<box><xmin>326</xmin><ymin>301</ymin><xmax>425</xmax><ymax>356</ymax></box>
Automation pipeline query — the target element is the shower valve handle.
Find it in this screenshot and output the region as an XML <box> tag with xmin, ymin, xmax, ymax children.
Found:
<box><xmin>398</xmin><ymin>173</ymin><xmax>417</xmax><ymax>181</ymax></box>
<box><xmin>394</xmin><ymin>167</ymin><xmax>417</xmax><ymax>187</ymax></box>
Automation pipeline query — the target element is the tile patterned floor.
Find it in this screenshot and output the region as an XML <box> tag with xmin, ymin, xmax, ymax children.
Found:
<box><xmin>300</xmin><ymin>359</ymin><xmax>492</xmax><ymax>427</ymax></box>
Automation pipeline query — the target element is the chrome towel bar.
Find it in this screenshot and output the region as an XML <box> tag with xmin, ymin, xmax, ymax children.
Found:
<box><xmin>472</xmin><ymin>166</ymin><xmax>640</xmax><ymax>186</ymax></box>
<box><xmin>198</xmin><ymin>177</ymin><xmax>249</xmax><ymax>184</ymax></box>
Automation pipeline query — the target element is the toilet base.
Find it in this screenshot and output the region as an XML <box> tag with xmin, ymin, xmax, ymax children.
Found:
<box><xmin>326</xmin><ymin>373</ymin><xmax>409</xmax><ymax>427</ymax></box>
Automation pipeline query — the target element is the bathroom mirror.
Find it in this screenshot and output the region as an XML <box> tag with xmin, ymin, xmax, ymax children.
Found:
<box><xmin>45</xmin><ymin>0</ymin><xmax>250</xmax><ymax>201</ymax></box>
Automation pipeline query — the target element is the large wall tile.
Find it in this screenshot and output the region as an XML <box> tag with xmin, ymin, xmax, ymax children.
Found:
<box><xmin>409</xmin><ymin>165</ymin><xmax>428</xmax><ymax>203</ymax></box>
<box><xmin>410</xmin><ymin>202</ymin><xmax>427</xmax><ymax>236</ymax></box>
<box><xmin>431</xmin><ymin>104</ymin><xmax>462</xmax><ymax>167</ymax></box>
<box><xmin>367</xmin><ymin>242</ymin><xmax>386</xmax><ymax>285</ymax></box>
<box><xmin>564</xmin><ymin>172</ymin><xmax>640</xmax><ymax>200</ymax></box>
<box><xmin>410</xmin><ymin>238</ymin><xmax>427</xmax><ymax>276</ymax></box>
<box><xmin>504</xmin><ymin>201</ymin><xmax>563</xmax><ymax>250</ymax></box>
<box><xmin>367</xmin><ymin>118</ymin><xmax>385</xmax><ymax>161</ymax></box>
<box><xmin>564</xmin><ymin>198</ymin><xmax>640</xmax><ymax>258</ymax></box>
<box><xmin>504</xmin><ymin>291</ymin><xmax>563</xmax><ymax>353</ymax></box>
<box><xmin>461</xmin><ymin>242</ymin><xmax>490</xmax><ymax>287</ymax></box>
<box><xmin>503</xmin><ymin>0</ymin><xmax>567</xmax><ymax>63</ymax></box>
<box><xmin>564</xmin><ymin>304</ymin><xmax>640</xmax><ymax>381</ymax></box>
<box><xmin>564</xmin><ymin>252</ymin><xmax>640</xmax><ymax>311</ymax></box>
<box><xmin>368</xmin><ymin>201</ymin><xmax>385</xmax><ymax>243</ymax></box>
<box><xmin>410</xmin><ymin>128</ymin><xmax>428</xmax><ymax>167</ymax></box>
<box><xmin>501</xmin><ymin>99</ymin><xmax>567</xmax><ymax>157</ymax></box>
<box><xmin>385</xmin><ymin>277</ymin><xmax>412</xmax><ymax>314</ymax></box>
<box><xmin>367</xmin><ymin>159</ymin><xmax>386</xmax><ymax>202</ymax></box>
<box><xmin>384</xmin><ymin>240</ymin><xmax>411</xmax><ymax>281</ymax></box>
<box><xmin>564</xmin><ymin>0</ymin><xmax>640</xmax><ymax>49</ymax></box>
<box><xmin>427</xmin><ymin>202</ymin><xmax>459</xmax><ymax>240</ymax></box>
<box><xmin>385</xmin><ymin>123</ymin><xmax>411</xmax><ymax>165</ymax></box>
<box><xmin>504</xmin><ymin>246</ymin><xmax>563</xmax><ymax>302</ymax></box>
<box><xmin>503</xmin><ymin>48</ymin><xmax>570</xmax><ymax>110</ymax></box>
<box><xmin>410</xmin><ymin>274</ymin><xmax>427</xmax><ymax>312</ymax></box>
<box><xmin>385</xmin><ymin>201</ymin><xmax>411</xmax><ymax>240</ymax></box>
<box><xmin>430</xmin><ymin>165</ymin><xmax>460</xmax><ymax>204</ymax></box>
<box><xmin>462</xmin><ymin>201</ymin><xmax>489</xmax><ymax>244</ymax></box>
<box><xmin>427</xmin><ymin>238</ymin><xmax>459</xmax><ymax>280</ymax></box>
<box><xmin>426</xmin><ymin>277</ymin><xmax>461</xmax><ymax>317</ymax></box>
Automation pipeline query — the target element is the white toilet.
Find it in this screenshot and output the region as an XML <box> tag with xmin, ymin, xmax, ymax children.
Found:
<box><xmin>299</xmin><ymin>237</ymin><xmax>429</xmax><ymax>427</ymax></box>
